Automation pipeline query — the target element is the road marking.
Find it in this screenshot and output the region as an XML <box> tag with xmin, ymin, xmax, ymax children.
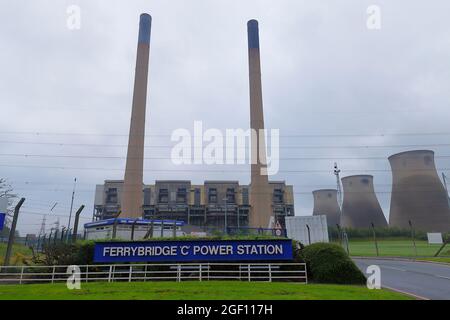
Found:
<box><xmin>382</xmin><ymin>285</ymin><xmax>430</xmax><ymax>300</ymax></box>
<box><xmin>382</xmin><ymin>266</ymin><xmax>407</xmax><ymax>272</ymax></box>
<box><xmin>436</xmin><ymin>275</ymin><xmax>450</xmax><ymax>281</ymax></box>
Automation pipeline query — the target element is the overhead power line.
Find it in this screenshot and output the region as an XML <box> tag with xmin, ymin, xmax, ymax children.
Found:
<box><xmin>2</xmin><ymin>130</ymin><xmax>450</xmax><ymax>138</ymax></box>
<box><xmin>2</xmin><ymin>139</ymin><xmax>450</xmax><ymax>149</ymax></box>
<box><xmin>2</xmin><ymin>153</ymin><xmax>450</xmax><ymax>161</ymax></box>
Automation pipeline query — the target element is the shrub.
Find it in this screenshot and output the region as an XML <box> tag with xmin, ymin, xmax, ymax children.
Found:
<box><xmin>34</xmin><ymin>241</ymin><xmax>95</xmax><ymax>266</ymax></box>
<box><xmin>299</xmin><ymin>242</ymin><xmax>366</xmax><ymax>285</ymax></box>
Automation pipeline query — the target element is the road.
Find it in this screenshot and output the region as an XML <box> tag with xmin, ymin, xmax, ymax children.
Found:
<box><xmin>353</xmin><ymin>258</ymin><xmax>450</xmax><ymax>300</ymax></box>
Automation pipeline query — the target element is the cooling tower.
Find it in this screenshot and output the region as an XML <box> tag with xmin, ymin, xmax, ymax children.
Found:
<box><xmin>312</xmin><ymin>189</ymin><xmax>341</xmax><ymax>227</ymax></box>
<box><xmin>247</xmin><ymin>20</ymin><xmax>272</xmax><ymax>228</ymax></box>
<box><xmin>388</xmin><ymin>150</ymin><xmax>450</xmax><ymax>232</ymax></box>
<box><xmin>121</xmin><ymin>14</ymin><xmax>152</xmax><ymax>218</ymax></box>
<box><xmin>341</xmin><ymin>175</ymin><xmax>388</xmax><ymax>228</ymax></box>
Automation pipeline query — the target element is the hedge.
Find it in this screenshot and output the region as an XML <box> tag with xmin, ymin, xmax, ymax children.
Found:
<box><xmin>298</xmin><ymin>242</ymin><xmax>366</xmax><ymax>285</ymax></box>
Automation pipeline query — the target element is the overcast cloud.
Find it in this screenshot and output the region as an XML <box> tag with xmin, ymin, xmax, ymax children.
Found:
<box><xmin>1</xmin><ymin>0</ymin><xmax>450</xmax><ymax>235</ymax></box>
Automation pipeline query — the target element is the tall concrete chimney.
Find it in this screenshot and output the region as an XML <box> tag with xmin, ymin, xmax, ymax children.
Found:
<box><xmin>121</xmin><ymin>14</ymin><xmax>152</xmax><ymax>218</ymax></box>
<box><xmin>247</xmin><ymin>20</ymin><xmax>272</xmax><ymax>228</ymax></box>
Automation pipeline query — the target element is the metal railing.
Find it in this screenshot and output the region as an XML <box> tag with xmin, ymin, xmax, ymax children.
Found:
<box><xmin>0</xmin><ymin>263</ymin><xmax>307</xmax><ymax>284</ymax></box>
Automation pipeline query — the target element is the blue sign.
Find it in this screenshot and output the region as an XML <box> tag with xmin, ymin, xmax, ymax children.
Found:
<box><xmin>94</xmin><ymin>239</ymin><xmax>293</xmax><ymax>263</ymax></box>
<box><xmin>0</xmin><ymin>213</ymin><xmax>5</xmax><ymax>231</ymax></box>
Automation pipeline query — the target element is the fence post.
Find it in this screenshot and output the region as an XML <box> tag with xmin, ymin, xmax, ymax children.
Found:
<box><xmin>409</xmin><ymin>220</ymin><xmax>418</xmax><ymax>257</ymax></box>
<box><xmin>177</xmin><ymin>265</ymin><xmax>181</xmax><ymax>282</ymax></box>
<box><xmin>131</xmin><ymin>219</ymin><xmax>138</xmax><ymax>241</ymax></box>
<box><xmin>268</xmin><ymin>264</ymin><xmax>272</xmax><ymax>282</ymax></box>
<box><xmin>4</xmin><ymin>198</ymin><xmax>25</xmax><ymax>267</ymax></box>
<box><xmin>112</xmin><ymin>218</ymin><xmax>118</xmax><ymax>239</ymax></box>
<box><xmin>72</xmin><ymin>205</ymin><xmax>85</xmax><ymax>242</ymax></box>
<box><xmin>144</xmin><ymin>265</ymin><xmax>148</xmax><ymax>281</ymax></box>
<box><xmin>51</xmin><ymin>266</ymin><xmax>56</xmax><ymax>283</ymax></box>
<box><xmin>129</xmin><ymin>266</ymin><xmax>132</xmax><ymax>282</ymax></box>
<box><xmin>199</xmin><ymin>264</ymin><xmax>202</xmax><ymax>282</ymax></box>
<box><xmin>108</xmin><ymin>265</ymin><xmax>112</xmax><ymax>283</ymax></box>
<box><xmin>304</xmin><ymin>264</ymin><xmax>308</xmax><ymax>284</ymax></box>
<box><xmin>306</xmin><ymin>224</ymin><xmax>311</xmax><ymax>245</ymax></box>
<box><xmin>19</xmin><ymin>266</ymin><xmax>24</xmax><ymax>284</ymax></box>
<box><xmin>371</xmin><ymin>222</ymin><xmax>379</xmax><ymax>256</ymax></box>
<box><xmin>248</xmin><ymin>264</ymin><xmax>251</xmax><ymax>282</ymax></box>
<box><xmin>86</xmin><ymin>265</ymin><xmax>89</xmax><ymax>282</ymax></box>
<box><xmin>173</xmin><ymin>221</ymin><xmax>177</xmax><ymax>238</ymax></box>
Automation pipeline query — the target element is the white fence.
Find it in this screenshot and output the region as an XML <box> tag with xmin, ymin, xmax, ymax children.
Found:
<box><xmin>0</xmin><ymin>263</ymin><xmax>307</xmax><ymax>284</ymax></box>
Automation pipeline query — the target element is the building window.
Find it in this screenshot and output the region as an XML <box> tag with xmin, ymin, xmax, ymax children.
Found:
<box><xmin>194</xmin><ymin>188</ymin><xmax>201</xmax><ymax>206</ymax></box>
<box><xmin>159</xmin><ymin>189</ymin><xmax>169</xmax><ymax>203</ymax></box>
<box><xmin>242</xmin><ymin>188</ymin><xmax>249</xmax><ymax>205</ymax></box>
<box><xmin>226</xmin><ymin>188</ymin><xmax>235</xmax><ymax>204</ymax></box>
<box><xmin>208</xmin><ymin>188</ymin><xmax>217</xmax><ymax>204</ymax></box>
<box><xmin>273</xmin><ymin>189</ymin><xmax>284</xmax><ymax>204</ymax></box>
<box><xmin>143</xmin><ymin>188</ymin><xmax>151</xmax><ymax>206</ymax></box>
<box><xmin>106</xmin><ymin>188</ymin><xmax>118</xmax><ymax>204</ymax></box>
<box><xmin>176</xmin><ymin>188</ymin><xmax>187</xmax><ymax>204</ymax></box>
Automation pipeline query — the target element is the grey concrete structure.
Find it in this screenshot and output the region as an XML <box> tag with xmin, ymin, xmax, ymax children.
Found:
<box><xmin>341</xmin><ymin>175</ymin><xmax>388</xmax><ymax>228</ymax></box>
<box><xmin>247</xmin><ymin>20</ymin><xmax>272</xmax><ymax>228</ymax></box>
<box><xmin>122</xmin><ymin>14</ymin><xmax>152</xmax><ymax>218</ymax></box>
<box><xmin>94</xmin><ymin>180</ymin><xmax>295</xmax><ymax>228</ymax></box>
<box><xmin>388</xmin><ymin>150</ymin><xmax>450</xmax><ymax>232</ymax></box>
<box><xmin>312</xmin><ymin>189</ymin><xmax>341</xmax><ymax>227</ymax></box>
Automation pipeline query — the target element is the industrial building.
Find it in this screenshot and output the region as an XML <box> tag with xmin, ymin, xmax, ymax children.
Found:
<box><xmin>388</xmin><ymin>150</ymin><xmax>450</xmax><ymax>232</ymax></box>
<box><xmin>94</xmin><ymin>180</ymin><xmax>295</xmax><ymax>228</ymax></box>
<box><xmin>106</xmin><ymin>14</ymin><xmax>294</xmax><ymax>229</ymax></box>
<box><xmin>84</xmin><ymin>218</ymin><xmax>184</xmax><ymax>241</ymax></box>
<box><xmin>341</xmin><ymin>175</ymin><xmax>388</xmax><ymax>229</ymax></box>
<box><xmin>312</xmin><ymin>189</ymin><xmax>341</xmax><ymax>227</ymax></box>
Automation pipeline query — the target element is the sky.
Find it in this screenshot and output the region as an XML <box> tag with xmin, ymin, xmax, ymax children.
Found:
<box><xmin>1</xmin><ymin>0</ymin><xmax>450</xmax><ymax>235</ymax></box>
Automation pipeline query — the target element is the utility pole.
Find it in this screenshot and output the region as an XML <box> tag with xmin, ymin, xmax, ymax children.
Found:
<box><xmin>442</xmin><ymin>173</ymin><xmax>450</xmax><ymax>208</ymax></box>
<box><xmin>334</xmin><ymin>163</ymin><xmax>343</xmax><ymax>210</ymax></box>
<box><xmin>334</xmin><ymin>163</ymin><xmax>346</xmax><ymax>247</ymax></box>
<box><xmin>68</xmin><ymin>177</ymin><xmax>77</xmax><ymax>231</ymax></box>
<box><xmin>4</xmin><ymin>198</ymin><xmax>25</xmax><ymax>266</ymax></box>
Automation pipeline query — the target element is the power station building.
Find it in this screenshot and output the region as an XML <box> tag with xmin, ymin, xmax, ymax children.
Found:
<box><xmin>312</xmin><ymin>189</ymin><xmax>341</xmax><ymax>227</ymax></box>
<box><xmin>100</xmin><ymin>14</ymin><xmax>295</xmax><ymax>229</ymax></box>
<box><xmin>341</xmin><ymin>175</ymin><xmax>388</xmax><ymax>229</ymax></box>
<box><xmin>94</xmin><ymin>180</ymin><xmax>295</xmax><ymax>228</ymax></box>
<box><xmin>388</xmin><ymin>150</ymin><xmax>450</xmax><ymax>232</ymax></box>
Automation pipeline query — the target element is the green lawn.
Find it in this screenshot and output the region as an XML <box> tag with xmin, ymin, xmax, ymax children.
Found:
<box><xmin>0</xmin><ymin>281</ymin><xmax>411</xmax><ymax>300</ymax></box>
<box><xmin>417</xmin><ymin>257</ymin><xmax>450</xmax><ymax>264</ymax></box>
<box><xmin>347</xmin><ymin>240</ymin><xmax>450</xmax><ymax>258</ymax></box>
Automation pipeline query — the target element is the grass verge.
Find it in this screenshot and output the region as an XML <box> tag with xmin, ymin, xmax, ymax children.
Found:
<box><xmin>0</xmin><ymin>281</ymin><xmax>411</xmax><ymax>300</ymax></box>
<box><xmin>347</xmin><ymin>240</ymin><xmax>450</xmax><ymax>257</ymax></box>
